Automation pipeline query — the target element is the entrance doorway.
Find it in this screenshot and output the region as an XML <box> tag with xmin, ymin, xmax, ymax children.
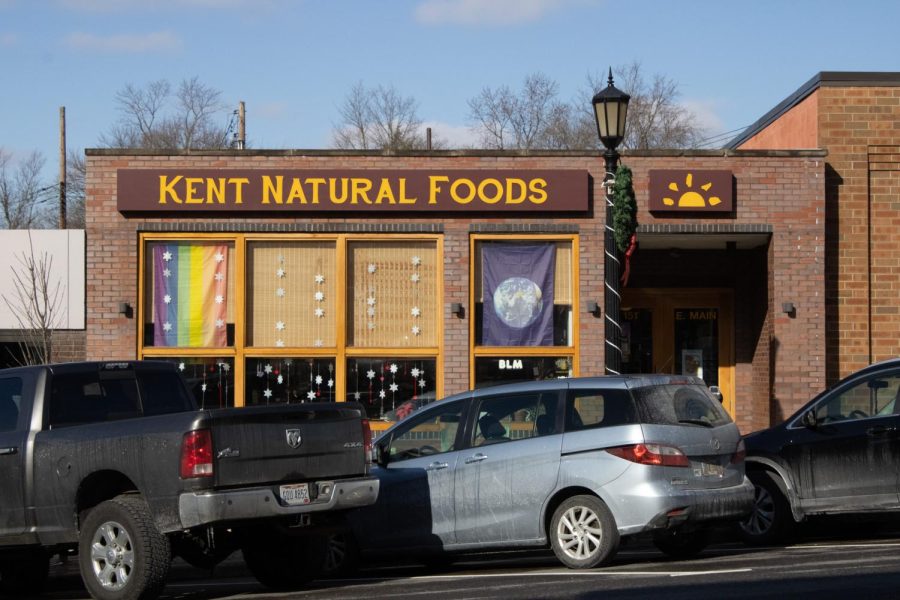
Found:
<box><xmin>620</xmin><ymin>289</ymin><xmax>734</xmax><ymax>417</ymax></box>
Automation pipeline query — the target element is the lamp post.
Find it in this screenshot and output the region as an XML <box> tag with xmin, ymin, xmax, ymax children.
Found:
<box><xmin>592</xmin><ymin>68</ymin><xmax>630</xmax><ymax>375</ymax></box>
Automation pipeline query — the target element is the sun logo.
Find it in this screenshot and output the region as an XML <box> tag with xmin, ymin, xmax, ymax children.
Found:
<box><xmin>663</xmin><ymin>173</ymin><xmax>722</xmax><ymax>207</ymax></box>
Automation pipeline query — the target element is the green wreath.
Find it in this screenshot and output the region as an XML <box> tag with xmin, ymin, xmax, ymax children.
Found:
<box><xmin>611</xmin><ymin>165</ymin><xmax>637</xmax><ymax>253</ymax></box>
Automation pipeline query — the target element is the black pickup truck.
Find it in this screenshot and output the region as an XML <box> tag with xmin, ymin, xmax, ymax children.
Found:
<box><xmin>0</xmin><ymin>360</ymin><xmax>378</xmax><ymax>599</ymax></box>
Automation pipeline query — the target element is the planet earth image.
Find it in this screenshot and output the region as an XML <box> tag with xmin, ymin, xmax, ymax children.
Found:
<box><xmin>493</xmin><ymin>277</ymin><xmax>543</xmax><ymax>328</ymax></box>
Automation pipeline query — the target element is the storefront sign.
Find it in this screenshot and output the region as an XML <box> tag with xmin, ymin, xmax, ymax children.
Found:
<box><xmin>648</xmin><ymin>170</ymin><xmax>733</xmax><ymax>212</ymax></box>
<box><xmin>117</xmin><ymin>169</ymin><xmax>590</xmax><ymax>214</ymax></box>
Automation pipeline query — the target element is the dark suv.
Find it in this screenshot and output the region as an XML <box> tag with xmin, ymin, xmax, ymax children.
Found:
<box><xmin>740</xmin><ymin>358</ymin><xmax>900</xmax><ymax>544</ymax></box>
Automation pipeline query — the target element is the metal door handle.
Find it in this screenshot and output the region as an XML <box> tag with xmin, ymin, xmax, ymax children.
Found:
<box><xmin>465</xmin><ymin>453</ymin><xmax>488</xmax><ymax>464</ymax></box>
<box><xmin>0</xmin><ymin>446</ymin><xmax>18</xmax><ymax>455</ymax></box>
<box><xmin>867</xmin><ymin>426</ymin><xmax>896</xmax><ymax>436</ymax></box>
<box><xmin>426</xmin><ymin>461</ymin><xmax>449</xmax><ymax>471</ymax></box>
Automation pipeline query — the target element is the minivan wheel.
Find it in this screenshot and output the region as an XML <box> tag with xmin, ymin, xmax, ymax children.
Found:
<box><xmin>652</xmin><ymin>527</ymin><xmax>710</xmax><ymax>559</ymax></box>
<box><xmin>738</xmin><ymin>471</ymin><xmax>794</xmax><ymax>545</ymax></box>
<box><xmin>549</xmin><ymin>495</ymin><xmax>619</xmax><ymax>569</ymax></box>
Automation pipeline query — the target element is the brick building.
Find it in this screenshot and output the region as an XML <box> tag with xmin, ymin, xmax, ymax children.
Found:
<box><xmin>84</xmin><ymin>147</ymin><xmax>826</xmax><ymax>434</ymax></box>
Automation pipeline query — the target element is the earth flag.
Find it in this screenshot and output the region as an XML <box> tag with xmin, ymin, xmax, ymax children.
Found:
<box><xmin>482</xmin><ymin>244</ymin><xmax>555</xmax><ymax>346</ymax></box>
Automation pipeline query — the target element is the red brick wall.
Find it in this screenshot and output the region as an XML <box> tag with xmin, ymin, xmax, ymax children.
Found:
<box><xmin>85</xmin><ymin>150</ymin><xmax>824</xmax><ymax>432</ymax></box>
<box><xmin>740</xmin><ymin>90</ymin><xmax>819</xmax><ymax>150</ymax></box>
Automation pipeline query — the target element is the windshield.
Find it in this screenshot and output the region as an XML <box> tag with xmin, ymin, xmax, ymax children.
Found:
<box><xmin>632</xmin><ymin>383</ymin><xmax>731</xmax><ymax>427</ymax></box>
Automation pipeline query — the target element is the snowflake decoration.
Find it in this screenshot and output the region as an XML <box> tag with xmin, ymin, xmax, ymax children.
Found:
<box><xmin>314</xmin><ymin>308</ymin><xmax>325</xmax><ymax>318</ymax></box>
<box><xmin>411</xmin><ymin>273</ymin><xmax>420</xmax><ymax>283</ymax></box>
<box><xmin>411</xmin><ymin>367</ymin><xmax>420</xmax><ymax>378</ymax></box>
<box><xmin>411</xmin><ymin>256</ymin><xmax>421</xmax><ymax>266</ymax></box>
<box><xmin>178</xmin><ymin>362</ymin><xmax>185</xmax><ymax>371</ymax></box>
<box><xmin>315</xmin><ymin>274</ymin><xmax>325</xmax><ymax>284</ymax></box>
<box><xmin>412</xmin><ymin>325</ymin><xmax>421</xmax><ymax>336</ymax></box>
<box><xmin>163</xmin><ymin>268</ymin><xmax>171</xmax><ymax>278</ymax></box>
<box><xmin>368</xmin><ymin>322</ymin><xmax>376</xmax><ymax>330</ymax></box>
<box><xmin>315</xmin><ymin>375</ymin><xmax>323</xmax><ymax>385</ymax></box>
<box><xmin>214</xmin><ymin>295</ymin><xmax>224</xmax><ymax>304</ymax></box>
<box><xmin>276</xmin><ymin>339</ymin><xmax>285</xmax><ymax>347</ymax></box>
<box><xmin>163</xmin><ymin>294</ymin><xmax>172</xmax><ymax>304</ymax></box>
<box><xmin>275</xmin><ymin>321</ymin><xmax>285</xmax><ymax>331</ymax></box>
<box><xmin>353</xmin><ymin>391</ymin><xmax>361</xmax><ymax>401</ymax></box>
<box><xmin>221</xmin><ymin>363</ymin><xmax>231</xmax><ymax>372</ymax></box>
<box><xmin>201</xmin><ymin>383</ymin><xmax>207</xmax><ymax>392</ymax></box>
<box><xmin>276</xmin><ymin>268</ymin><xmax>286</xmax><ymax>278</ymax></box>
<box><xmin>162</xmin><ymin>251</ymin><xmax>173</xmax><ymax>262</ymax></box>
<box><xmin>307</xmin><ymin>391</ymin><xmax>317</xmax><ymax>400</ymax></box>
<box><xmin>379</xmin><ymin>390</ymin><xmax>386</xmax><ymax>399</ymax></box>
<box><xmin>327</xmin><ymin>379</ymin><xmax>334</xmax><ymax>388</ymax></box>
<box><xmin>367</xmin><ymin>296</ymin><xmax>376</xmax><ymax>306</ymax></box>
<box><xmin>263</xmin><ymin>388</ymin><xmax>273</xmax><ymax>399</ymax></box>
<box><xmin>214</xmin><ymin>252</ymin><xmax>225</xmax><ymax>263</ymax></box>
<box><xmin>367</xmin><ymin>263</ymin><xmax>377</xmax><ymax>274</ymax></box>
<box><xmin>277</xmin><ymin>375</ymin><xmax>283</xmax><ymax>384</ymax></box>
<box><xmin>389</xmin><ymin>383</ymin><xmax>399</xmax><ymax>392</ymax></box>
<box><xmin>366</xmin><ymin>370</ymin><xmax>376</xmax><ymax>380</ymax></box>
<box><xmin>214</xmin><ymin>272</ymin><xmax>224</xmax><ymax>282</ymax></box>
<box><xmin>215</xmin><ymin>319</ymin><xmax>225</xmax><ymax>329</ymax></box>
<box><xmin>419</xmin><ymin>379</ymin><xmax>426</xmax><ymax>388</ymax></box>
<box><xmin>367</xmin><ymin>307</ymin><xmax>376</xmax><ymax>317</ymax></box>
<box><xmin>276</xmin><ymin>288</ymin><xmax>286</xmax><ymax>298</ymax></box>
<box><xmin>411</xmin><ymin>306</ymin><xmax>421</xmax><ymax>317</ymax></box>
<box><xmin>264</xmin><ymin>364</ymin><xmax>273</xmax><ymax>374</ymax></box>
<box><xmin>314</xmin><ymin>339</ymin><xmax>324</xmax><ymax>348</ymax></box>
<box><xmin>389</xmin><ymin>363</ymin><xmax>398</xmax><ymax>374</ymax></box>
<box><xmin>315</xmin><ymin>291</ymin><xmax>325</xmax><ymax>302</ymax></box>
<box><xmin>162</xmin><ymin>322</ymin><xmax>172</xmax><ymax>332</ymax></box>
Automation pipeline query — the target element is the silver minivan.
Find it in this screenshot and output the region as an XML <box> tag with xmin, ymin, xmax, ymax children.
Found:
<box><xmin>335</xmin><ymin>375</ymin><xmax>754</xmax><ymax>571</ymax></box>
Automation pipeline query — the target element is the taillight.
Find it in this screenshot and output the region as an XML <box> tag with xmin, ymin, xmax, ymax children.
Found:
<box><xmin>361</xmin><ymin>419</ymin><xmax>373</xmax><ymax>466</ymax></box>
<box><xmin>180</xmin><ymin>429</ymin><xmax>213</xmax><ymax>479</ymax></box>
<box><xmin>731</xmin><ymin>439</ymin><xmax>746</xmax><ymax>464</ymax></box>
<box><xmin>606</xmin><ymin>443</ymin><xmax>690</xmax><ymax>467</ymax></box>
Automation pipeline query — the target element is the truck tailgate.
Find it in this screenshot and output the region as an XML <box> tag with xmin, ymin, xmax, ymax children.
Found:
<box><xmin>202</xmin><ymin>402</ymin><xmax>367</xmax><ymax>488</ymax></box>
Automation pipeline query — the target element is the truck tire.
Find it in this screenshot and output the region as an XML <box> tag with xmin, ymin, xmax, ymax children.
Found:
<box><xmin>738</xmin><ymin>471</ymin><xmax>796</xmax><ymax>546</ymax></box>
<box><xmin>0</xmin><ymin>548</ymin><xmax>49</xmax><ymax>596</ymax></box>
<box><xmin>78</xmin><ymin>495</ymin><xmax>171</xmax><ymax>600</ymax></box>
<box><xmin>320</xmin><ymin>531</ymin><xmax>360</xmax><ymax>578</ymax></box>
<box><xmin>549</xmin><ymin>495</ymin><xmax>619</xmax><ymax>569</ymax></box>
<box><xmin>241</xmin><ymin>533</ymin><xmax>326</xmax><ymax>590</ymax></box>
<box><xmin>652</xmin><ymin>527</ymin><xmax>710</xmax><ymax>559</ymax></box>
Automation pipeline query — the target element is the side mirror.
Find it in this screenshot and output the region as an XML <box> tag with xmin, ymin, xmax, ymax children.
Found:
<box><xmin>709</xmin><ymin>385</ymin><xmax>724</xmax><ymax>404</ymax></box>
<box><xmin>801</xmin><ymin>409</ymin><xmax>818</xmax><ymax>428</ymax></box>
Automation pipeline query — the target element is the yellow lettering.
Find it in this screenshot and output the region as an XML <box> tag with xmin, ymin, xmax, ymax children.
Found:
<box><xmin>287</xmin><ymin>178</ymin><xmax>308</xmax><ymax>204</ymax></box>
<box><xmin>207</xmin><ymin>178</ymin><xmax>226</xmax><ymax>204</ymax></box>
<box><xmin>185</xmin><ymin>178</ymin><xmax>204</xmax><ymax>204</ymax></box>
<box><xmin>229</xmin><ymin>178</ymin><xmax>249</xmax><ymax>204</ymax></box>
<box><xmin>478</xmin><ymin>178</ymin><xmax>503</xmax><ymax>204</ymax></box>
<box><xmin>375</xmin><ymin>179</ymin><xmax>396</xmax><ymax>204</ymax></box>
<box><xmin>159</xmin><ymin>175</ymin><xmax>183</xmax><ymax>204</ymax></box>
<box><xmin>506</xmin><ymin>178</ymin><xmax>527</xmax><ymax>204</ymax></box>
<box><xmin>451</xmin><ymin>178</ymin><xmax>476</xmax><ymax>204</ymax></box>
<box><xmin>528</xmin><ymin>178</ymin><xmax>548</xmax><ymax>204</ymax></box>
<box><xmin>261</xmin><ymin>176</ymin><xmax>282</xmax><ymax>204</ymax></box>
<box><xmin>329</xmin><ymin>178</ymin><xmax>349</xmax><ymax>204</ymax></box>
<box><xmin>398</xmin><ymin>178</ymin><xmax>417</xmax><ymax>204</ymax></box>
<box><xmin>428</xmin><ymin>176</ymin><xmax>449</xmax><ymax>205</ymax></box>
<box><xmin>307</xmin><ymin>178</ymin><xmax>325</xmax><ymax>204</ymax></box>
<box><xmin>351</xmin><ymin>178</ymin><xmax>373</xmax><ymax>204</ymax></box>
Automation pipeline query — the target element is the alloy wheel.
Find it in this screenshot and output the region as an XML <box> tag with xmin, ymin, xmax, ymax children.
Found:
<box><xmin>557</xmin><ymin>505</ymin><xmax>603</xmax><ymax>561</ymax></box>
<box><xmin>89</xmin><ymin>520</ymin><xmax>134</xmax><ymax>591</ymax></box>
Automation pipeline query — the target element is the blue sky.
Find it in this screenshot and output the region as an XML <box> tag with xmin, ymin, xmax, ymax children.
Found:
<box><xmin>3</xmin><ymin>0</ymin><xmax>900</xmax><ymax>182</ymax></box>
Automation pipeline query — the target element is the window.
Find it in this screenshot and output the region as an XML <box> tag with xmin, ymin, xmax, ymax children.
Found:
<box><xmin>814</xmin><ymin>373</ymin><xmax>900</xmax><ymax>424</ymax></box>
<box><xmin>382</xmin><ymin>400</ymin><xmax>465</xmax><ymax>462</ymax></box>
<box><xmin>347</xmin><ymin>358</ymin><xmax>436</xmax><ymax>421</ymax></box>
<box><xmin>159</xmin><ymin>357</ymin><xmax>234</xmax><ymax>409</ymax></box>
<box><xmin>0</xmin><ymin>377</ymin><xmax>22</xmax><ymax>432</ymax></box>
<box><xmin>566</xmin><ymin>389</ymin><xmax>636</xmax><ymax>431</ymax></box>
<box><xmin>245</xmin><ymin>357</ymin><xmax>336</xmax><ymax>406</ymax></box>
<box><xmin>471</xmin><ymin>391</ymin><xmax>558</xmax><ymax>446</ymax></box>
<box><xmin>632</xmin><ymin>384</ymin><xmax>731</xmax><ymax>427</ymax></box>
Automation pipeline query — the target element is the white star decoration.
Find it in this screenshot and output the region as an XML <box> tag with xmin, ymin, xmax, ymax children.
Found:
<box><xmin>315</xmin><ymin>375</ymin><xmax>323</xmax><ymax>385</ymax></box>
<box><xmin>389</xmin><ymin>363</ymin><xmax>398</xmax><ymax>374</ymax></box>
<box><xmin>277</xmin><ymin>375</ymin><xmax>283</xmax><ymax>384</ymax></box>
<box><xmin>368</xmin><ymin>322</ymin><xmax>376</xmax><ymax>330</ymax></box>
<box><xmin>307</xmin><ymin>391</ymin><xmax>316</xmax><ymax>400</ymax></box>
<box><xmin>163</xmin><ymin>268</ymin><xmax>171</xmax><ymax>278</ymax></box>
<box><xmin>221</xmin><ymin>363</ymin><xmax>230</xmax><ymax>372</ymax></box>
<box><xmin>367</xmin><ymin>307</ymin><xmax>376</xmax><ymax>317</ymax></box>
<box><xmin>411</xmin><ymin>368</ymin><xmax>420</xmax><ymax>378</ymax></box>
<box><xmin>275</xmin><ymin>321</ymin><xmax>285</xmax><ymax>331</ymax></box>
<box><xmin>178</xmin><ymin>362</ymin><xmax>185</xmax><ymax>371</ymax></box>
<box><xmin>314</xmin><ymin>339</ymin><xmax>324</xmax><ymax>348</ymax></box>
<box><xmin>315</xmin><ymin>291</ymin><xmax>324</xmax><ymax>302</ymax></box>
<box><xmin>214</xmin><ymin>253</ymin><xmax>224</xmax><ymax>263</ymax></box>
<box><xmin>419</xmin><ymin>379</ymin><xmax>426</xmax><ymax>388</ymax></box>
<box><xmin>379</xmin><ymin>390</ymin><xmax>386</xmax><ymax>399</ymax></box>
<box><xmin>162</xmin><ymin>251</ymin><xmax>172</xmax><ymax>262</ymax></box>
<box><xmin>314</xmin><ymin>308</ymin><xmax>325</xmax><ymax>318</ymax></box>
<box><xmin>411</xmin><ymin>306</ymin><xmax>420</xmax><ymax>317</ymax></box>
<box><xmin>264</xmin><ymin>364</ymin><xmax>273</xmax><ymax>374</ymax></box>
<box><xmin>411</xmin><ymin>273</ymin><xmax>420</xmax><ymax>283</ymax></box>
<box><xmin>327</xmin><ymin>379</ymin><xmax>334</xmax><ymax>388</ymax></box>
<box><xmin>276</xmin><ymin>340</ymin><xmax>285</xmax><ymax>347</ymax></box>
<box><xmin>366</xmin><ymin>370</ymin><xmax>375</xmax><ymax>380</ymax></box>
<box><xmin>276</xmin><ymin>288</ymin><xmax>285</xmax><ymax>297</ymax></box>
<box><xmin>214</xmin><ymin>272</ymin><xmax>224</xmax><ymax>282</ymax></box>
<box><xmin>276</xmin><ymin>268</ymin><xmax>286</xmax><ymax>278</ymax></box>
<box><xmin>389</xmin><ymin>383</ymin><xmax>399</xmax><ymax>392</ymax></box>
<box><xmin>412</xmin><ymin>326</ymin><xmax>421</xmax><ymax>336</ymax></box>
<box><xmin>353</xmin><ymin>391</ymin><xmax>361</xmax><ymax>400</ymax></box>
<box><xmin>162</xmin><ymin>322</ymin><xmax>172</xmax><ymax>332</ymax></box>
<box><xmin>315</xmin><ymin>274</ymin><xmax>325</xmax><ymax>284</ymax></box>
<box><xmin>215</xmin><ymin>319</ymin><xmax>224</xmax><ymax>329</ymax></box>
<box><xmin>367</xmin><ymin>263</ymin><xmax>377</xmax><ymax>274</ymax></box>
<box><xmin>367</xmin><ymin>296</ymin><xmax>376</xmax><ymax>306</ymax></box>
<box><xmin>214</xmin><ymin>295</ymin><xmax>224</xmax><ymax>304</ymax></box>
<box><xmin>411</xmin><ymin>256</ymin><xmax>421</xmax><ymax>266</ymax></box>
<box><xmin>163</xmin><ymin>294</ymin><xmax>171</xmax><ymax>304</ymax></box>
<box><xmin>263</xmin><ymin>388</ymin><xmax>273</xmax><ymax>399</ymax></box>
<box><xmin>201</xmin><ymin>383</ymin><xmax>207</xmax><ymax>392</ymax></box>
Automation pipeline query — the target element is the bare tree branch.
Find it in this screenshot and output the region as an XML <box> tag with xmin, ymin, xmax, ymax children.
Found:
<box><xmin>0</xmin><ymin>150</ymin><xmax>54</xmax><ymax>229</ymax></box>
<box><xmin>332</xmin><ymin>82</ymin><xmax>433</xmax><ymax>151</ymax></box>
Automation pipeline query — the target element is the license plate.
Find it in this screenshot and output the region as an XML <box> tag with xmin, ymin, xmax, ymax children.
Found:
<box><xmin>700</xmin><ymin>462</ymin><xmax>724</xmax><ymax>477</ymax></box>
<box><xmin>279</xmin><ymin>483</ymin><xmax>311</xmax><ymax>506</ymax></box>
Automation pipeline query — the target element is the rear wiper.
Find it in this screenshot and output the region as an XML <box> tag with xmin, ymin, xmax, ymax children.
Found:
<box><xmin>678</xmin><ymin>418</ymin><xmax>714</xmax><ymax>427</ymax></box>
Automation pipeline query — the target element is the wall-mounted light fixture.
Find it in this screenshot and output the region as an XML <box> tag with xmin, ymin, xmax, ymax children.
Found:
<box><xmin>118</xmin><ymin>302</ymin><xmax>132</xmax><ymax>318</ymax></box>
<box><xmin>781</xmin><ymin>302</ymin><xmax>796</xmax><ymax>318</ymax></box>
<box><xmin>586</xmin><ymin>301</ymin><xmax>601</xmax><ymax>318</ymax></box>
<box><xmin>450</xmin><ymin>302</ymin><xmax>465</xmax><ymax>318</ymax></box>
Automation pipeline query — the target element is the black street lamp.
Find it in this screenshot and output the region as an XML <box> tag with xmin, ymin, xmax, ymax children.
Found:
<box><xmin>592</xmin><ymin>68</ymin><xmax>630</xmax><ymax>375</ymax></box>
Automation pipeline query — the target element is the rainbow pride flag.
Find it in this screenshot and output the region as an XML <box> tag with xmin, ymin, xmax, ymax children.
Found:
<box><xmin>153</xmin><ymin>244</ymin><xmax>228</xmax><ymax>347</ymax></box>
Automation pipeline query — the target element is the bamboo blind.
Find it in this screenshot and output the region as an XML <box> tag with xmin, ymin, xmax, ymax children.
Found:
<box><xmin>474</xmin><ymin>241</ymin><xmax>572</xmax><ymax>304</ymax></box>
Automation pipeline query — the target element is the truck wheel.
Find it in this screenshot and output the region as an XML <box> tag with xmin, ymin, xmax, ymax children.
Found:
<box><xmin>78</xmin><ymin>495</ymin><xmax>171</xmax><ymax>600</ymax></box>
<box><xmin>549</xmin><ymin>495</ymin><xmax>619</xmax><ymax>569</ymax></box>
<box><xmin>241</xmin><ymin>533</ymin><xmax>326</xmax><ymax>590</ymax></box>
<box><xmin>0</xmin><ymin>548</ymin><xmax>49</xmax><ymax>596</ymax></box>
<box><xmin>652</xmin><ymin>527</ymin><xmax>710</xmax><ymax>559</ymax></box>
<box><xmin>738</xmin><ymin>471</ymin><xmax>795</xmax><ymax>545</ymax></box>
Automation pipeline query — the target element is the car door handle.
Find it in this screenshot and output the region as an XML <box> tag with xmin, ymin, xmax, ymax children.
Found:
<box><xmin>0</xmin><ymin>446</ymin><xmax>18</xmax><ymax>456</ymax></box>
<box><xmin>465</xmin><ymin>453</ymin><xmax>488</xmax><ymax>464</ymax></box>
<box><xmin>867</xmin><ymin>425</ymin><xmax>897</xmax><ymax>436</ymax></box>
<box><xmin>425</xmin><ymin>461</ymin><xmax>449</xmax><ymax>471</ymax></box>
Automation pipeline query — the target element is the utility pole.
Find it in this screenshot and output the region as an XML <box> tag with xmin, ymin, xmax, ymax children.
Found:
<box><xmin>236</xmin><ymin>101</ymin><xmax>246</xmax><ymax>149</ymax></box>
<box><xmin>59</xmin><ymin>106</ymin><xmax>67</xmax><ymax>229</ymax></box>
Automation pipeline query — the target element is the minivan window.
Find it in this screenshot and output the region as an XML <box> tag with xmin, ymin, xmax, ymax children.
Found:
<box><xmin>383</xmin><ymin>400</ymin><xmax>465</xmax><ymax>462</ymax></box>
<box><xmin>632</xmin><ymin>384</ymin><xmax>731</xmax><ymax>427</ymax></box>
<box><xmin>471</xmin><ymin>391</ymin><xmax>558</xmax><ymax>446</ymax></box>
<box><xmin>565</xmin><ymin>389</ymin><xmax>636</xmax><ymax>431</ymax></box>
